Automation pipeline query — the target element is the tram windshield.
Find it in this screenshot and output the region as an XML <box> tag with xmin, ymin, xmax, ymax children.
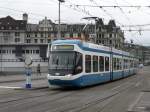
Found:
<box><xmin>49</xmin><ymin>51</ymin><xmax>82</xmax><ymax>75</ymax></box>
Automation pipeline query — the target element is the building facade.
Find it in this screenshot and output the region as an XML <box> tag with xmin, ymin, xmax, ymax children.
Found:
<box><xmin>0</xmin><ymin>14</ymin><xmax>125</xmax><ymax>73</ymax></box>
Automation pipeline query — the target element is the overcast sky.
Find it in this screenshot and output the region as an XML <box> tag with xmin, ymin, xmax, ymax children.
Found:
<box><xmin>1</xmin><ymin>0</ymin><xmax>150</xmax><ymax>46</ymax></box>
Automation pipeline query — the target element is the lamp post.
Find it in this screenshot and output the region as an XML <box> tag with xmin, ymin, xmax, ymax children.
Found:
<box><xmin>0</xmin><ymin>36</ymin><xmax>2</xmax><ymax>74</ymax></box>
<box><xmin>58</xmin><ymin>0</ymin><xmax>65</xmax><ymax>40</ymax></box>
<box><xmin>82</xmin><ymin>17</ymin><xmax>99</xmax><ymax>43</ymax></box>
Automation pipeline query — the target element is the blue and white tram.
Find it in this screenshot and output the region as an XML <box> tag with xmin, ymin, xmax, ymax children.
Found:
<box><xmin>47</xmin><ymin>39</ymin><xmax>138</xmax><ymax>87</ymax></box>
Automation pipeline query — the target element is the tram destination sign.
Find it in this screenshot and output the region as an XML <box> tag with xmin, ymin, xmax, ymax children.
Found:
<box><xmin>52</xmin><ymin>45</ymin><xmax>74</xmax><ymax>51</ymax></box>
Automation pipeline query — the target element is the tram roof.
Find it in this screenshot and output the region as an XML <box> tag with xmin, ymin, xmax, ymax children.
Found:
<box><xmin>52</xmin><ymin>39</ymin><xmax>137</xmax><ymax>58</ymax></box>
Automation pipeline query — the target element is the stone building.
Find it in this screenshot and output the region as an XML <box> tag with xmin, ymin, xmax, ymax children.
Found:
<box><xmin>0</xmin><ymin>14</ymin><xmax>125</xmax><ymax>73</ymax></box>
<box><xmin>96</xmin><ymin>19</ymin><xmax>124</xmax><ymax>49</ymax></box>
<box><xmin>0</xmin><ymin>14</ymin><xmax>48</xmax><ymax>74</ymax></box>
<box><xmin>0</xmin><ymin>15</ymin><xmax>27</xmax><ymax>44</ymax></box>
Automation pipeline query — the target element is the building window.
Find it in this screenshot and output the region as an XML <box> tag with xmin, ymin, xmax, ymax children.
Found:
<box><xmin>30</xmin><ymin>50</ymin><xmax>32</xmax><ymax>54</ymax></box>
<box><xmin>4</xmin><ymin>37</ymin><xmax>8</xmax><ymax>43</ymax></box>
<box><xmin>47</xmin><ymin>39</ymin><xmax>51</xmax><ymax>43</ymax></box>
<box><xmin>105</xmin><ymin>57</ymin><xmax>109</xmax><ymax>71</ymax></box>
<box><xmin>78</xmin><ymin>33</ymin><xmax>81</xmax><ymax>37</ymax></box>
<box><xmin>41</xmin><ymin>33</ymin><xmax>43</xmax><ymax>37</ymax></box>
<box><xmin>34</xmin><ymin>39</ymin><xmax>38</xmax><ymax>43</ymax></box>
<box><xmin>36</xmin><ymin>50</ymin><xmax>39</xmax><ymax>54</ymax></box>
<box><xmin>12</xmin><ymin>50</ymin><xmax>15</xmax><ymax>54</ymax></box>
<box><xmin>26</xmin><ymin>50</ymin><xmax>29</xmax><ymax>54</ymax></box>
<box><xmin>2</xmin><ymin>50</ymin><xmax>6</xmax><ymax>54</ymax></box>
<box><xmin>93</xmin><ymin>56</ymin><xmax>98</xmax><ymax>72</ymax></box>
<box><xmin>70</xmin><ymin>33</ymin><xmax>73</xmax><ymax>37</ymax></box>
<box><xmin>15</xmin><ymin>32</ymin><xmax>20</xmax><ymax>37</ymax></box>
<box><xmin>109</xmin><ymin>34</ymin><xmax>112</xmax><ymax>38</ymax></box>
<box><xmin>1</xmin><ymin>27</ymin><xmax>4</xmax><ymax>30</ymax></box>
<box><xmin>35</xmin><ymin>33</ymin><xmax>37</xmax><ymax>37</ymax></box>
<box><xmin>27</xmin><ymin>34</ymin><xmax>30</xmax><ymax>37</ymax></box>
<box><xmin>22</xmin><ymin>50</ymin><xmax>25</xmax><ymax>54</ymax></box>
<box><xmin>40</xmin><ymin>39</ymin><xmax>44</xmax><ymax>43</ymax></box>
<box><xmin>26</xmin><ymin>39</ymin><xmax>31</xmax><ymax>43</ymax></box>
<box><xmin>33</xmin><ymin>50</ymin><xmax>36</xmax><ymax>54</ymax></box>
<box><xmin>16</xmin><ymin>27</ymin><xmax>19</xmax><ymax>30</ymax></box>
<box><xmin>85</xmin><ymin>55</ymin><xmax>91</xmax><ymax>73</ymax></box>
<box><xmin>15</xmin><ymin>38</ymin><xmax>20</xmax><ymax>42</ymax></box>
<box><xmin>9</xmin><ymin>27</ymin><xmax>12</xmax><ymax>30</ymax></box>
<box><xmin>99</xmin><ymin>56</ymin><xmax>104</xmax><ymax>72</ymax></box>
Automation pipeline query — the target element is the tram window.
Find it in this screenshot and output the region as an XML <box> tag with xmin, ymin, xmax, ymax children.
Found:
<box><xmin>124</xmin><ymin>59</ymin><xmax>126</xmax><ymax>69</ymax></box>
<box><xmin>93</xmin><ymin>56</ymin><xmax>98</xmax><ymax>72</ymax></box>
<box><xmin>113</xmin><ymin>58</ymin><xmax>116</xmax><ymax>70</ymax></box>
<box><xmin>116</xmin><ymin>58</ymin><xmax>120</xmax><ymax>70</ymax></box>
<box><xmin>99</xmin><ymin>56</ymin><xmax>104</xmax><ymax>72</ymax></box>
<box><xmin>126</xmin><ymin>60</ymin><xmax>128</xmax><ymax>69</ymax></box>
<box><xmin>119</xmin><ymin>59</ymin><xmax>122</xmax><ymax>70</ymax></box>
<box><xmin>85</xmin><ymin>55</ymin><xmax>91</xmax><ymax>73</ymax></box>
<box><xmin>105</xmin><ymin>57</ymin><xmax>109</xmax><ymax>71</ymax></box>
<box><xmin>74</xmin><ymin>52</ymin><xmax>83</xmax><ymax>74</ymax></box>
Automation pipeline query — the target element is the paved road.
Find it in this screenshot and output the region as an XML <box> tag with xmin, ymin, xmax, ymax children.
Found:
<box><xmin>0</xmin><ymin>67</ymin><xmax>150</xmax><ymax>112</ymax></box>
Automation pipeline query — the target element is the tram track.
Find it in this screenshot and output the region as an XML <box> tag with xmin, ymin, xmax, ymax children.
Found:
<box><xmin>66</xmin><ymin>74</ymin><xmax>144</xmax><ymax>112</ymax></box>
<box><xmin>56</xmin><ymin>82</ymin><xmax>135</xmax><ymax>112</ymax></box>
<box><xmin>47</xmin><ymin>74</ymin><xmax>143</xmax><ymax>112</ymax></box>
<box><xmin>0</xmin><ymin>72</ymin><xmax>143</xmax><ymax>112</ymax></box>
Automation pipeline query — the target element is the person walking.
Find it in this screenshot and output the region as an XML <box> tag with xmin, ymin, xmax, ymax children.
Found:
<box><xmin>37</xmin><ymin>64</ymin><xmax>41</xmax><ymax>76</ymax></box>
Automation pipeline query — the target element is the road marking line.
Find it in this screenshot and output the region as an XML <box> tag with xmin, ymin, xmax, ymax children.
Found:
<box><xmin>0</xmin><ymin>86</ymin><xmax>22</xmax><ymax>89</ymax></box>
<box><xmin>128</xmin><ymin>92</ymin><xmax>144</xmax><ymax>112</ymax></box>
<box><xmin>111</xmin><ymin>85</ymin><xmax>121</xmax><ymax>91</ymax></box>
<box><xmin>135</xmin><ymin>82</ymin><xmax>141</xmax><ymax>87</ymax></box>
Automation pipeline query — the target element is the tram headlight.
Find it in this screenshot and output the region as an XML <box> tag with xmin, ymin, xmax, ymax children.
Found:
<box><xmin>66</xmin><ymin>74</ymin><xmax>72</xmax><ymax>77</ymax></box>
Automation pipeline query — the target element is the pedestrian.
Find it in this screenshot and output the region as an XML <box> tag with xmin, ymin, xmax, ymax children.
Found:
<box><xmin>37</xmin><ymin>64</ymin><xmax>41</xmax><ymax>76</ymax></box>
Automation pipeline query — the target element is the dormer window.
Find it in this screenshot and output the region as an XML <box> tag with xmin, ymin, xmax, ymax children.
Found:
<box><xmin>16</xmin><ymin>27</ymin><xmax>19</xmax><ymax>30</ymax></box>
<box><xmin>1</xmin><ymin>27</ymin><xmax>4</xmax><ymax>30</ymax></box>
<box><xmin>9</xmin><ymin>26</ymin><xmax>12</xmax><ymax>30</ymax></box>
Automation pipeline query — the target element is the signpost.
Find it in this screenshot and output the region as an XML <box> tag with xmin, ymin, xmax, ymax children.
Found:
<box><xmin>24</xmin><ymin>56</ymin><xmax>32</xmax><ymax>89</ymax></box>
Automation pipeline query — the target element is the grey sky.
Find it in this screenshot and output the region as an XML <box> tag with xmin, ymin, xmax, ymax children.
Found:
<box><xmin>0</xmin><ymin>0</ymin><xmax>150</xmax><ymax>45</ymax></box>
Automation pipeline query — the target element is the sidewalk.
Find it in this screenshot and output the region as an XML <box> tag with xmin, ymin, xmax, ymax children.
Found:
<box><xmin>0</xmin><ymin>73</ymin><xmax>47</xmax><ymax>83</ymax></box>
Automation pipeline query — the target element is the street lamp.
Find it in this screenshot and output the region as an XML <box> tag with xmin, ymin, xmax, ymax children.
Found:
<box><xmin>82</xmin><ymin>17</ymin><xmax>99</xmax><ymax>43</ymax></box>
<box><xmin>58</xmin><ymin>0</ymin><xmax>65</xmax><ymax>40</ymax></box>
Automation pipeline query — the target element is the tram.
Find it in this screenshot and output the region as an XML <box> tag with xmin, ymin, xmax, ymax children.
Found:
<box><xmin>47</xmin><ymin>39</ymin><xmax>138</xmax><ymax>87</ymax></box>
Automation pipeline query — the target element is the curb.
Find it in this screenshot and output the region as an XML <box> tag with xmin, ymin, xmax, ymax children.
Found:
<box><xmin>14</xmin><ymin>86</ymin><xmax>48</xmax><ymax>90</ymax></box>
<box><xmin>0</xmin><ymin>77</ymin><xmax>46</xmax><ymax>84</ymax></box>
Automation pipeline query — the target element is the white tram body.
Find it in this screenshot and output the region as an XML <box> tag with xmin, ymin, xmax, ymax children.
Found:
<box><xmin>47</xmin><ymin>40</ymin><xmax>138</xmax><ymax>87</ymax></box>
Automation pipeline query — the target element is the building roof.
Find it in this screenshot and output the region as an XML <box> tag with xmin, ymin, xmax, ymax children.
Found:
<box><xmin>27</xmin><ymin>24</ymin><xmax>39</xmax><ymax>32</ymax></box>
<box><xmin>0</xmin><ymin>16</ymin><xmax>27</xmax><ymax>30</ymax></box>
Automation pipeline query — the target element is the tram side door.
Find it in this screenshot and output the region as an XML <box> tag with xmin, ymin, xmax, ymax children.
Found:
<box><xmin>122</xmin><ymin>56</ymin><xmax>124</xmax><ymax>78</ymax></box>
<box><xmin>110</xmin><ymin>53</ymin><xmax>113</xmax><ymax>81</ymax></box>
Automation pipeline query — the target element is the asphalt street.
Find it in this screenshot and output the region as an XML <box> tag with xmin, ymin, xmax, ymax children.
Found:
<box><xmin>0</xmin><ymin>67</ymin><xmax>149</xmax><ymax>112</ymax></box>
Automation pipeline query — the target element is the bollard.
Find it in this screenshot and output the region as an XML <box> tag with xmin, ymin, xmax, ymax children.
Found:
<box><xmin>25</xmin><ymin>67</ymin><xmax>32</xmax><ymax>88</ymax></box>
<box><xmin>24</xmin><ymin>56</ymin><xmax>32</xmax><ymax>89</ymax></box>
